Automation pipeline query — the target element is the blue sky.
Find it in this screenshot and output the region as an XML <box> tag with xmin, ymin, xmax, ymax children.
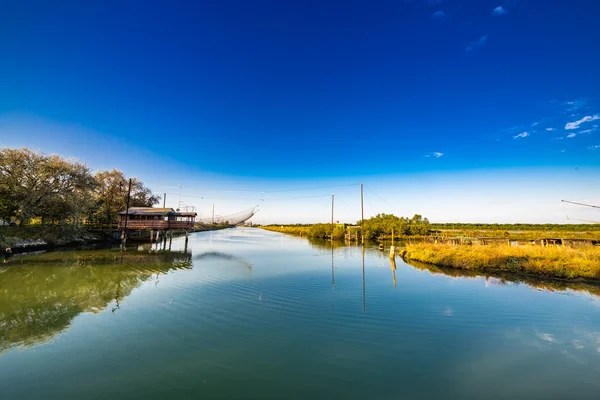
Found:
<box><xmin>1</xmin><ymin>0</ymin><xmax>599</xmax><ymax>223</ymax></box>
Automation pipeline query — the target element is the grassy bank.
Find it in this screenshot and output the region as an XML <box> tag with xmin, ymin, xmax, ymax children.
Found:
<box><xmin>401</xmin><ymin>243</ymin><xmax>600</xmax><ymax>280</ymax></box>
<box><xmin>260</xmin><ymin>224</ymin><xmax>345</xmax><ymax>239</ymax></box>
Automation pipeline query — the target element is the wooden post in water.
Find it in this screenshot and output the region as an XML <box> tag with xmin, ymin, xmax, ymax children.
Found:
<box><xmin>390</xmin><ymin>228</ymin><xmax>395</xmax><ymax>258</ymax></box>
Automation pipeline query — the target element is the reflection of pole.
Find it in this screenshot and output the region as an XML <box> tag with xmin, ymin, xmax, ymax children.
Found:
<box><xmin>390</xmin><ymin>255</ymin><xmax>397</xmax><ymax>288</ymax></box>
<box><xmin>331</xmin><ymin>244</ymin><xmax>335</xmax><ymax>289</ymax></box>
<box><xmin>360</xmin><ymin>183</ymin><xmax>364</xmax><ymax>245</ymax></box>
<box><xmin>362</xmin><ymin>245</ymin><xmax>366</xmax><ymax>312</ymax></box>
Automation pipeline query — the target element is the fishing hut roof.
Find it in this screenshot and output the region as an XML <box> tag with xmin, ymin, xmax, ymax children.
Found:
<box><xmin>118</xmin><ymin>207</ymin><xmax>178</xmax><ymax>216</ymax></box>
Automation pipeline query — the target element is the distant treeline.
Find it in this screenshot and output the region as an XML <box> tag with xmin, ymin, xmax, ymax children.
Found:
<box><xmin>0</xmin><ymin>147</ymin><xmax>159</xmax><ymax>227</ymax></box>
<box><xmin>260</xmin><ymin>213</ymin><xmax>431</xmax><ymax>240</ymax></box>
<box><xmin>260</xmin><ymin>214</ymin><xmax>600</xmax><ymax>241</ymax></box>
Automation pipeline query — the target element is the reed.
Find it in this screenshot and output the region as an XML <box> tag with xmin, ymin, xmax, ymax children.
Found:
<box><xmin>401</xmin><ymin>243</ymin><xmax>600</xmax><ymax>280</ymax></box>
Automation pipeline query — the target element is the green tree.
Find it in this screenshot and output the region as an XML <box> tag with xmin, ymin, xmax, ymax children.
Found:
<box><xmin>92</xmin><ymin>169</ymin><xmax>160</xmax><ymax>226</ymax></box>
<box><xmin>0</xmin><ymin>148</ymin><xmax>95</xmax><ymax>224</ymax></box>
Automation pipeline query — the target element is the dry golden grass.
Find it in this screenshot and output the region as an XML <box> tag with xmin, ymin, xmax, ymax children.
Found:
<box><xmin>402</xmin><ymin>243</ymin><xmax>600</xmax><ymax>280</ymax></box>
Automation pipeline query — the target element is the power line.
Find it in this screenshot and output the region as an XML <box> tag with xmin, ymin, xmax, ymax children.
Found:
<box><xmin>363</xmin><ymin>189</ymin><xmax>377</xmax><ymax>217</ymax></box>
<box><xmin>365</xmin><ymin>185</ymin><xmax>395</xmax><ymax>211</ymax></box>
<box><xmin>264</xmin><ymin>183</ymin><xmax>360</xmax><ymax>193</ymax></box>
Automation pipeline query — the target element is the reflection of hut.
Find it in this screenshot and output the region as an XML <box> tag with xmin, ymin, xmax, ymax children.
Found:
<box><xmin>118</xmin><ymin>208</ymin><xmax>196</xmax><ymax>231</ymax></box>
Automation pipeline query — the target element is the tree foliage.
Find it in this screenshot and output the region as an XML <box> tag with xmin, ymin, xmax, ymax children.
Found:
<box><xmin>0</xmin><ymin>148</ymin><xmax>159</xmax><ymax>226</ymax></box>
<box><xmin>360</xmin><ymin>213</ymin><xmax>430</xmax><ymax>240</ymax></box>
<box><xmin>92</xmin><ymin>169</ymin><xmax>160</xmax><ymax>226</ymax></box>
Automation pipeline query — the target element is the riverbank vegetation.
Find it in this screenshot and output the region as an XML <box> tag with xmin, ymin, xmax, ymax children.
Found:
<box><xmin>401</xmin><ymin>243</ymin><xmax>600</xmax><ymax>280</ymax></box>
<box><xmin>261</xmin><ymin>214</ymin><xmax>600</xmax><ymax>242</ymax></box>
<box><xmin>260</xmin><ymin>213</ymin><xmax>431</xmax><ymax>240</ymax></box>
<box><xmin>0</xmin><ymin>148</ymin><xmax>159</xmax><ymax>228</ymax></box>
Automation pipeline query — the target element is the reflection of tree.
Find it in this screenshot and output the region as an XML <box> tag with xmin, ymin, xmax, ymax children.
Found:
<box><xmin>0</xmin><ymin>250</ymin><xmax>192</xmax><ymax>352</ymax></box>
<box><xmin>404</xmin><ymin>259</ymin><xmax>600</xmax><ymax>297</ymax></box>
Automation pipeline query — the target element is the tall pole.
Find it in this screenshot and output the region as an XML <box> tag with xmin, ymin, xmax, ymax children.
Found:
<box><xmin>122</xmin><ymin>178</ymin><xmax>132</xmax><ymax>248</ymax></box>
<box><xmin>212</xmin><ymin>204</ymin><xmax>215</xmax><ymax>224</ymax></box>
<box><xmin>360</xmin><ymin>183</ymin><xmax>364</xmax><ymax>244</ymax></box>
<box><xmin>124</xmin><ymin>178</ymin><xmax>132</xmax><ymax>231</ymax></box>
<box><xmin>331</xmin><ymin>193</ymin><xmax>335</xmax><ymax>239</ymax></box>
<box><xmin>163</xmin><ymin>193</ymin><xmax>166</xmax><ymax>208</ymax></box>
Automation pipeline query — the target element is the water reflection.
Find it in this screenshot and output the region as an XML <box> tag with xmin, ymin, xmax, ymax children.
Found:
<box><xmin>390</xmin><ymin>255</ymin><xmax>397</xmax><ymax>288</ymax></box>
<box><xmin>193</xmin><ymin>251</ymin><xmax>253</xmax><ymax>271</ymax></box>
<box><xmin>362</xmin><ymin>246</ymin><xmax>366</xmax><ymax>312</ymax></box>
<box><xmin>0</xmin><ymin>249</ymin><xmax>192</xmax><ymax>352</ymax></box>
<box><xmin>404</xmin><ymin>259</ymin><xmax>600</xmax><ymax>298</ymax></box>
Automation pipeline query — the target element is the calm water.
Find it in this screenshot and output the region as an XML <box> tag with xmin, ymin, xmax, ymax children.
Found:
<box><xmin>1</xmin><ymin>228</ymin><xmax>600</xmax><ymax>399</ymax></box>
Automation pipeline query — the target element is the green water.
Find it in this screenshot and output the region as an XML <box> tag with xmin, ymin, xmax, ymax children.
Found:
<box><xmin>1</xmin><ymin>228</ymin><xmax>600</xmax><ymax>399</ymax></box>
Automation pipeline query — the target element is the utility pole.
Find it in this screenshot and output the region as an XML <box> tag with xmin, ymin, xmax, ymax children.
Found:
<box><xmin>360</xmin><ymin>183</ymin><xmax>364</xmax><ymax>244</ymax></box>
<box><xmin>331</xmin><ymin>193</ymin><xmax>335</xmax><ymax>239</ymax></box>
<box><xmin>163</xmin><ymin>193</ymin><xmax>166</xmax><ymax>208</ymax></box>
<box><xmin>212</xmin><ymin>204</ymin><xmax>215</xmax><ymax>224</ymax></box>
<box><xmin>121</xmin><ymin>178</ymin><xmax>132</xmax><ymax>248</ymax></box>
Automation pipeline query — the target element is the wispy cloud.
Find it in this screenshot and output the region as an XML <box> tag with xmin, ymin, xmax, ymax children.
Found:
<box><xmin>424</xmin><ymin>152</ymin><xmax>444</xmax><ymax>158</ymax></box>
<box><xmin>590</xmin><ymin>145</ymin><xmax>600</xmax><ymax>150</ymax></box>
<box><xmin>566</xmin><ymin>133</ymin><xmax>577</xmax><ymax>138</ymax></box>
<box><xmin>565</xmin><ymin>115</ymin><xmax>600</xmax><ymax>130</ymax></box>
<box><xmin>431</xmin><ymin>10</ymin><xmax>446</xmax><ymax>19</ymax></box>
<box><xmin>546</xmin><ymin>127</ymin><xmax>555</xmax><ymax>131</ymax></box>
<box><xmin>562</xmin><ymin>99</ymin><xmax>587</xmax><ymax>113</ymax></box>
<box><xmin>513</xmin><ymin>132</ymin><xmax>529</xmax><ymax>139</ymax></box>
<box><xmin>466</xmin><ymin>35</ymin><xmax>488</xmax><ymax>51</ymax></box>
<box><xmin>492</xmin><ymin>6</ymin><xmax>508</xmax><ymax>16</ymax></box>
<box><xmin>580</xmin><ymin>129</ymin><xmax>592</xmax><ymax>134</ymax></box>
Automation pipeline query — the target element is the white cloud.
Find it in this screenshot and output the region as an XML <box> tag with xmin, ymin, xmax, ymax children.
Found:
<box><xmin>492</xmin><ymin>6</ymin><xmax>508</xmax><ymax>16</ymax></box>
<box><xmin>466</xmin><ymin>35</ymin><xmax>488</xmax><ymax>51</ymax></box>
<box><xmin>567</xmin><ymin>133</ymin><xmax>577</xmax><ymax>138</ymax></box>
<box><xmin>590</xmin><ymin>145</ymin><xmax>600</xmax><ymax>150</ymax></box>
<box><xmin>565</xmin><ymin>115</ymin><xmax>600</xmax><ymax>130</ymax></box>
<box><xmin>546</xmin><ymin>127</ymin><xmax>555</xmax><ymax>131</ymax></box>
<box><xmin>433</xmin><ymin>152</ymin><xmax>444</xmax><ymax>157</ymax></box>
<box><xmin>432</xmin><ymin>10</ymin><xmax>446</xmax><ymax>19</ymax></box>
<box><xmin>513</xmin><ymin>132</ymin><xmax>529</xmax><ymax>139</ymax></box>
<box><xmin>580</xmin><ymin>129</ymin><xmax>592</xmax><ymax>134</ymax></box>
